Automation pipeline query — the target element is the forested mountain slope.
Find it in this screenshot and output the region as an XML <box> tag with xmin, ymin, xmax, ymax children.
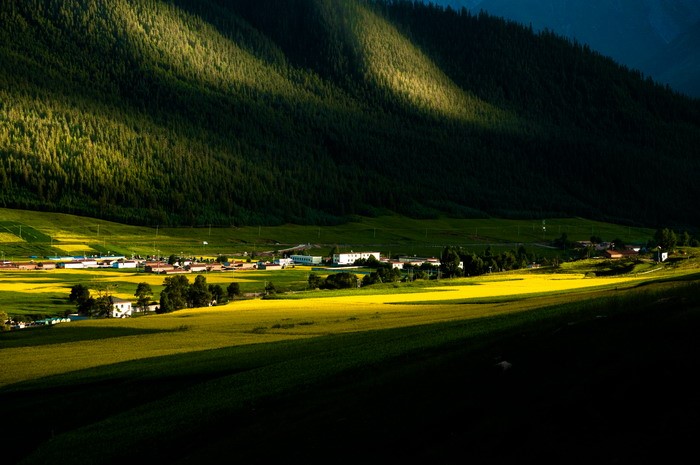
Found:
<box><xmin>434</xmin><ymin>0</ymin><xmax>700</xmax><ymax>97</ymax></box>
<box><xmin>1</xmin><ymin>0</ymin><xmax>698</xmax><ymax>228</ymax></box>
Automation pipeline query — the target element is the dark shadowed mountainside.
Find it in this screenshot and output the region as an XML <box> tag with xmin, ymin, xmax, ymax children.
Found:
<box><xmin>432</xmin><ymin>0</ymin><xmax>700</xmax><ymax>97</ymax></box>
<box><xmin>1</xmin><ymin>0</ymin><xmax>699</xmax><ymax>228</ymax></box>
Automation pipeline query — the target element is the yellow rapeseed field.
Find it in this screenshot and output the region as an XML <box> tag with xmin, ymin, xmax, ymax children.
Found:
<box><xmin>0</xmin><ymin>272</ymin><xmax>642</xmax><ymax>387</ymax></box>
<box><xmin>52</xmin><ymin>244</ymin><xmax>96</xmax><ymax>254</ymax></box>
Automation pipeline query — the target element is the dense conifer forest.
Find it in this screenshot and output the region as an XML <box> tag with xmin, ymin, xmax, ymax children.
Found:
<box><xmin>1</xmin><ymin>0</ymin><xmax>698</xmax><ymax>228</ymax></box>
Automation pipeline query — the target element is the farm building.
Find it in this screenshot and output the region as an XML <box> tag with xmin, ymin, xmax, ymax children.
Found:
<box><xmin>257</xmin><ymin>262</ymin><xmax>282</xmax><ymax>270</ymax></box>
<box><xmin>605</xmin><ymin>249</ymin><xmax>639</xmax><ymax>259</ymax></box>
<box><xmin>397</xmin><ymin>256</ymin><xmax>441</xmax><ymax>267</ymax></box>
<box><xmin>274</xmin><ymin>258</ymin><xmax>295</xmax><ymax>267</ymax></box>
<box><xmin>604</xmin><ymin>250</ymin><xmax>623</xmax><ymax>259</ymax></box>
<box><xmin>59</xmin><ymin>261</ymin><xmax>85</xmax><ymax>269</ymax></box>
<box><xmin>109</xmin><ymin>297</ymin><xmax>133</xmax><ymax>318</ymax></box>
<box><xmin>291</xmin><ymin>255</ymin><xmax>323</xmax><ymax>265</ymax></box>
<box><xmin>187</xmin><ymin>263</ymin><xmax>208</xmax><ymax>273</ymax></box>
<box><xmin>333</xmin><ymin>252</ymin><xmax>381</xmax><ymax>266</ymax></box>
<box><xmin>145</xmin><ymin>263</ymin><xmax>175</xmax><ymax>273</ymax></box>
<box><xmin>16</xmin><ymin>262</ymin><xmax>38</xmax><ymax>270</ymax></box>
<box><xmin>112</xmin><ymin>260</ymin><xmax>138</xmax><ymax>269</ymax></box>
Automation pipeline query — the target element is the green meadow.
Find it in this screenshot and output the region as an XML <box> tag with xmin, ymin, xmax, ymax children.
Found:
<box><xmin>0</xmin><ymin>207</ymin><xmax>653</xmax><ymax>259</ymax></box>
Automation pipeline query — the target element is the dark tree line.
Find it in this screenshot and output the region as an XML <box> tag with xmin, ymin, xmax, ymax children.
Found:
<box><xmin>438</xmin><ymin>244</ymin><xmax>539</xmax><ymax>278</ymax></box>
<box><xmin>308</xmin><ymin>272</ymin><xmax>360</xmax><ymax>290</ymax></box>
<box><xmin>158</xmin><ymin>275</ymin><xmax>242</xmax><ymax>313</ymax></box>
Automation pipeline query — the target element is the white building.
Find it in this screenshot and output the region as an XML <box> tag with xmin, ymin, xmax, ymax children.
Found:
<box><xmin>290</xmin><ymin>255</ymin><xmax>323</xmax><ymax>265</ymax></box>
<box><xmin>274</xmin><ymin>258</ymin><xmax>295</xmax><ymax>267</ymax></box>
<box><xmin>188</xmin><ymin>263</ymin><xmax>208</xmax><ymax>273</ymax></box>
<box><xmin>112</xmin><ymin>260</ymin><xmax>138</xmax><ymax>269</ymax></box>
<box><xmin>110</xmin><ymin>297</ymin><xmax>133</xmax><ymax>318</ymax></box>
<box><xmin>60</xmin><ymin>261</ymin><xmax>85</xmax><ymax>269</ymax></box>
<box><xmin>333</xmin><ymin>251</ymin><xmax>381</xmax><ymax>266</ymax></box>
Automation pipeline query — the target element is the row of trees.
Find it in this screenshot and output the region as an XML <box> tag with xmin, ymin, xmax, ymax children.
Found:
<box><xmin>68</xmin><ymin>277</ymin><xmax>243</xmax><ymax>316</ymax></box>
<box><xmin>308</xmin><ymin>271</ymin><xmax>360</xmax><ymax>290</ymax></box>
<box><xmin>308</xmin><ymin>244</ymin><xmax>541</xmax><ymax>290</ymax></box>
<box><xmin>651</xmin><ymin>228</ymin><xmax>699</xmax><ymax>252</ymax></box>
<box><xmin>439</xmin><ymin>245</ymin><xmax>538</xmax><ymax>278</ymax></box>
<box><xmin>158</xmin><ymin>275</ymin><xmax>242</xmax><ymax>313</ymax></box>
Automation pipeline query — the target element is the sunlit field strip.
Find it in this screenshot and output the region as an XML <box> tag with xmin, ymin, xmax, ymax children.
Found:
<box><xmin>52</xmin><ymin>244</ymin><xmax>97</xmax><ymax>253</ymax></box>
<box><xmin>0</xmin><ymin>270</ymin><xmax>255</xmax><ymax>286</ymax></box>
<box><xmin>0</xmin><ymin>273</ymin><xmax>642</xmax><ymax>387</ymax></box>
<box><xmin>0</xmin><ymin>233</ymin><xmax>21</xmax><ymax>242</ymax></box>
<box><xmin>319</xmin><ymin>273</ymin><xmax>640</xmax><ymax>304</ymax></box>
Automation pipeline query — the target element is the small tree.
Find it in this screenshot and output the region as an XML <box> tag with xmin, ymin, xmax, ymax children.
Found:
<box><xmin>93</xmin><ymin>295</ymin><xmax>113</xmax><ymax>318</ymax></box>
<box><xmin>188</xmin><ymin>275</ymin><xmax>212</xmax><ymax>308</ymax></box>
<box><xmin>227</xmin><ymin>282</ymin><xmax>241</xmax><ymax>300</ymax></box>
<box><xmin>216</xmin><ymin>255</ymin><xmax>228</xmax><ymax>264</ymax></box>
<box><xmin>209</xmin><ymin>284</ymin><xmax>227</xmax><ymax>305</ymax></box>
<box><xmin>264</xmin><ymin>281</ymin><xmax>277</xmax><ymax>295</ymax></box>
<box><xmin>159</xmin><ymin>275</ymin><xmax>190</xmax><ymax>313</ymax></box>
<box><xmin>440</xmin><ymin>246</ymin><xmax>462</xmax><ymax>278</ymax></box>
<box><xmin>679</xmin><ymin>231</ymin><xmax>691</xmax><ymax>247</ymax></box>
<box><xmin>308</xmin><ymin>272</ymin><xmax>322</xmax><ymax>289</ymax></box>
<box><xmin>611</xmin><ymin>238</ymin><xmax>625</xmax><ymax>250</ymax></box>
<box><xmin>654</xmin><ymin>228</ymin><xmax>677</xmax><ymax>251</ymax></box>
<box><xmin>323</xmin><ymin>272</ymin><xmax>358</xmax><ymax>289</ymax></box>
<box><xmin>0</xmin><ymin>311</ymin><xmax>10</xmax><ymax>331</ymax></box>
<box><xmin>69</xmin><ymin>284</ymin><xmax>90</xmax><ymax>306</ymax></box>
<box><xmin>134</xmin><ymin>282</ymin><xmax>153</xmax><ymax>313</ymax></box>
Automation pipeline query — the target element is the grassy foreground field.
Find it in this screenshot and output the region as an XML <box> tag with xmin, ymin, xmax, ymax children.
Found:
<box><xmin>2</xmin><ymin>267</ymin><xmax>700</xmax><ymax>464</ymax></box>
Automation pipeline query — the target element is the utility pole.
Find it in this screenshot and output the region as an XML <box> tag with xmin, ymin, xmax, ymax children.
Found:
<box><xmin>542</xmin><ymin>220</ymin><xmax>546</xmax><ymax>241</ymax></box>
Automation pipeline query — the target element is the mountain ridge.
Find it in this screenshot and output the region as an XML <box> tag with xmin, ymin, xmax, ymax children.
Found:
<box><xmin>430</xmin><ymin>0</ymin><xmax>700</xmax><ymax>97</ymax></box>
<box><xmin>1</xmin><ymin>0</ymin><xmax>698</xmax><ymax>228</ymax></box>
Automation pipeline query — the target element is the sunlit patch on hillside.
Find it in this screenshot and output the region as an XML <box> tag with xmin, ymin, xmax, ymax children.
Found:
<box><xmin>0</xmin><ymin>233</ymin><xmax>22</xmax><ymax>243</ymax></box>
<box><xmin>111</xmin><ymin>0</ymin><xmax>303</xmax><ymax>99</ymax></box>
<box><xmin>348</xmin><ymin>2</ymin><xmax>519</xmax><ymax>127</ymax></box>
<box><xmin>54</xmin><ymin>244</ymin><xmax>96</xmax><ymax>254</ymax></box>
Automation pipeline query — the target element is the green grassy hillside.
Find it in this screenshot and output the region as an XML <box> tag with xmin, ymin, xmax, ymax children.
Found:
<box><xmin>1</xmin><ymin>0</ymin><xmax>698</xmax><ymax>228</ymax></box>
<box><xmin>0</xmin><ymin>207</ymin><xmax>657</xmax><ymax>260</ymax></box>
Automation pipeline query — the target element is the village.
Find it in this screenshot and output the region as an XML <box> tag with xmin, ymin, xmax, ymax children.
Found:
<box><xmin>0</xmin><ymin>248</ymin><xmax>457</xmax><ymax>273</ymax></box>
<box><xmin>1</xmin><ymin>250</ymin><xmax>419</xmax><ymax>327</ymax></box>
<box><xmin>2</xmin><ymin>237</ymin><xmax>667</xmax><ymax>330</ymax></box>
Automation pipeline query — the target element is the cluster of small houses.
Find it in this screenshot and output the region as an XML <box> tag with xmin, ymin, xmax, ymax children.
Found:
<box><xmin>0</xmin><ymin>251</ymin><xmax>430</xmax><ymax>274</ymax></box>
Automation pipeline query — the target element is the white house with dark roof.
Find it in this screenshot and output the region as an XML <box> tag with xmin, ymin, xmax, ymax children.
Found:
<box><xmin>110</xmin><ymin>297</ymin><xmax>133</xmax><ymax>318</ymax></box>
